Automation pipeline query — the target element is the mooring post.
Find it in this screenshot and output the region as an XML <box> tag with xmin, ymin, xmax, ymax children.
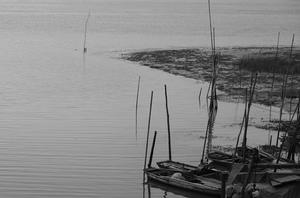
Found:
<box><xmin>143</xmin><ymin>91</ymin><xmax>154</xmax><ymax>182</ymax></box>
<box><xmin>148</xmin><ymin>131</ymin><xmax>157</xmax><ymax>168</ymax></box>
<box><xmin>164</xmin><ymin>85</ymin><xmax>172</xmax><ymax>161</ymax></box>
<box><xmin>135</xmin><ymin>76</ymin><xmax>141</xmax><ymax>139</ymax></box>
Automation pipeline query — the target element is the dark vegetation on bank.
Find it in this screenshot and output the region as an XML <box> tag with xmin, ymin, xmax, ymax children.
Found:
<box><xmin>123</xmin><ymin>47</ymin><xmax>300</xmax><ymax>111</ymax></box>
<box><xmin>239</xmin><ymin>54</ymin><xmax>300</xmax><ymax>74</ymax></box>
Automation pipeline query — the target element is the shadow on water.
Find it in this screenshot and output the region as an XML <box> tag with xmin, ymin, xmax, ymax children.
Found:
<box><xmin>145</xmin><ymin>180</ymin><xmax>218</xmax><ymax>198</ymax></box>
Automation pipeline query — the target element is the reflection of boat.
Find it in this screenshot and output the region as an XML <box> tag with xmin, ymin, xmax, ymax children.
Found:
<box><xmin>147</xmin><ymin>179</ymin><xmax>217</xmax><ymax>198</ymax></box>
<box><xmin>145</xmin><ymin>167</ymin><xmax>222</xmax><ymax>196</ymax></box>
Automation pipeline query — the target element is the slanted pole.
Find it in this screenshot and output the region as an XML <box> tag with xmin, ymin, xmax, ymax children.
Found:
<box><xmin>242</xmin><ymin>73</ymin><xmax>257</xmax><ymax>161</ymax></box>
<box><xmin>199</xmin><ymin>87</ymin><xmax>202</xmax><ymax>109</ymax></box>
<box><xmin>148</xmin><ymin>131</ymin><xmax>157</xmax><ymax>168</ymax></box>
<box><xmin>234</xmin><ymin>88</ymin><xmax>248</xmax><ymax>158</ymax></box>
<box><xmin>143</xmin><ymin>91</ymin><xmax>153</xmax><ymax>182</ymax></box>
<box><xmin>164</xmin><ymin>85</ymin><xmax>172</xmax><ymax>161</ymax></box>
<box><xmin>83</xmin><ymin>10</ymin><xmax>91</xmax><ymax>53</ymax></box>
<box><xmin>135</xmin><ymin>76</ymin><xmax>141</xmax><ymax>139</ymax></box>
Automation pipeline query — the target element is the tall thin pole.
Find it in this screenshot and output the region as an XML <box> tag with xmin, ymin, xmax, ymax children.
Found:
<box><xmin>208</xmin><ymin>0</ymin><xmax>214</xmax><ymax>53</ymax></box>
<box><xmin>276</xmin><ymin>74</ymin><xmax>288</xmax><ymax>147</ymax></box>
<box><xmin>275</xmin><ymin>32</ymin><xmax>280</xmax><ymax>58</ymax></box>
<box><xmin>164</xmin><ymin>85</ymin><xmax>172</xmax><ymax>161</ymax></box>
<box><xmin>199</xmin><ymin>87</ymin><xmax>202</xmax><ymax>109</ymax></box>
<box><xmin>289</xmin><ymin>34</ymin><xmax>295</xmax><ymax>59</ymax></box>
<box><xmin>148</xmin><ymin>131</ymin><xmax>158</xmax><ymax>168</ymax></box>
<box><xmin>83</xmin><ymin>10</ymin><xmax>91</xmax><ymax>53</ymax></box>
<box><xmin>269</xmin><ymin>32</ymin><xmax>280</xmax><ymax>142</ymax></box>
<box><xmin>143</xmin><ymin>91</ymin><xmax>153</xmax><ymax>182</ymax></box>
<box><xmin>288</xmin><ymin>34</ymin><xmax>295</xmax><ymax>120</ymax></box>
<box><xmin>234</xmin><ymin>88</ymin><xmax>248</xmax><ymax>158</ymax></box>
<box><xmin>242</xmin><ymin>73</ymin><xmax>258</xmax><ymax>161</ymax></box>
<box><xmin>135</xmin><ymin>76</ymin><xmax>141</xmax><ymax>139</ymax></box>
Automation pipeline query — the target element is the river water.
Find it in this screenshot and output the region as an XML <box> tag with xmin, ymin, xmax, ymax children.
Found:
<box><xmin>0</xmin><ymin>0</ymin><xmax>299</xmax><ymax>197</ymax></box>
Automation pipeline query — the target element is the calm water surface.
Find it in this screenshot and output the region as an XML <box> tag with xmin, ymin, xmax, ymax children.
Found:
<box><xmin>0</xmin><ymin>0</ymin><xmax>299</xmax><ymax>197</ymax></box>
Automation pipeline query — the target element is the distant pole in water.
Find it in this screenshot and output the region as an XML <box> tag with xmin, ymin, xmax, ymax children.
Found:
<box><xmin>199</xmin><ymin>87</ymin><xmax>202</xmax><ymax>109</ymax></box>
<box><xmin>83</xmin><ymin>10</ymin><xmax>91</xmax><ymax>53</ymax></box>
<box><xmin>164</xmin><ymin>85</ymin><xmax>172</xmax><ymax>161</ymax></box>
<box><xmin>143</xmin><ymin>91</ymin><xmax>153</xmax><ymax>182</ymax></box>
<box><xmin>148</xmin><ymin>131</ymin><xmax>157</xmax><ymax>168</ymax></box>
<box><xmin>288</xmin><ymin>34</ymin><xmax>295</xmax><ymax>120</ymax></box>
<box><xmin>135</xmin><ymin>76</ymin><xmax>141</xmax><ymax>139</ymax></box>
<box><xmin>289</xmin><ymin>34</ymin><xmax>295</xmax><ymax>59</ymax></box>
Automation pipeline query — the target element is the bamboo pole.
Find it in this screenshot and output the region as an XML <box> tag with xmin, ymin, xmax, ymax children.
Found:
<box><xmin>148</xmin><ymin>131</ymin><xmax>157</xmax><ymax>168</ymax></box>
<box><xmin>275</xmin><ymin>74</ymin><xmax>288</xmax><ymax>147</ymax></box>
<box><xmin>208</xmin><ymin>0</ymin><xmax>214</xmax><ymax>53</ymax></box>
<box><xmin>135</xmin><ymin>76</ymin><xmax>141</xmax><ymax>139</ymax></box>
<box><xmin>288</xmin><ymin>34</ymin><xmax>295</xmax><ymax>120</ymax></box>
<box><xmin>234</xmin><ymin>88</ymin><xmax>248</xmax><ymax>158</ymax></box>
<box><xmin>289</xmin><ymin>34</ymin><xmax>295</xmax><ymax>59</ymax></box>
<box><xmin>297</xmin><ymin>93</ymin><xmax>300</xmax><ymax>121</ymax></box>
<box><xmin>83</xmin><ymin>10</ymin><xmax>91</xmax><ymax>53</ymax></box>
<box><xmin>199</xmin><ymin>87</ymin><xmax>202</xmax><ymax>109</ymax></box>
<box><xmin>201</xmin><ymin>110</ymin><xmax>212</xmax><ymax>164</ymax></box>
<box><xmin>206</xmin><ymin>79</ymin><xmax>212</xmax><ymax>99</ymax></box>
<box><xmin>143</xmin><ymin>91</ymin><xmax>153</xmax><ymax>182</ymax></box>
<box><xmin>268</xmin><ymin>32</ymin><xmax>280</xmax><ymax>142</ymax></box>
<box><xmin>164</xmin><ymin>85</ymin><xmax>172</xmax><ymax>161</ymax></box>
<box><xmin>241</xmin><ymin>151</ymin><xmax>257</xmax><ymax>198</ymax></box>
<box><xmin>242</xmin><ymin>73</ymin><xmax>258</xmax><ymax>161</ymax></box>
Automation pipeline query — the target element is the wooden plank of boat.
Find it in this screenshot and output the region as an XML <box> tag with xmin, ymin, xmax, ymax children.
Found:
<box><xmin>145</xmin><ymin>168</ymin><xmax>221</xmax><ymax>196</ymax></box>
<box><xmin>157</xmin><ymin>160</ymin><xmax>201</xmax><ymax>172</ymax></box>
<box><xmin>270</xmin><ymin>175</ymin><xmax>300</xmax><ymax>187</ymax></box>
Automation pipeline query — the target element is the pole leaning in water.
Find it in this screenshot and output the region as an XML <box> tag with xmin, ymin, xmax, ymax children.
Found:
<box><xmin>148</xmin><ymin>131</ymin><xmax>157</xmax><ymax>168</ymax></box>
<box><xmin>143</xmin><ymin>91</ymin><xmax>153</xmax><ymax>182</ymax></box>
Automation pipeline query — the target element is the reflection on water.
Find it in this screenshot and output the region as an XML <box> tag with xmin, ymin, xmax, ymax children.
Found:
<box><xmin>145</xmin><ymin>180</ymin><xmax>217</xmax><ymax>198</ymax></box>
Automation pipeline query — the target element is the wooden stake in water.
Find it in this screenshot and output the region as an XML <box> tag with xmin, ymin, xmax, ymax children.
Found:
<box><xmin>135</xmin><ymin>76</ymin><xmax>141</xmax><ymax>138</ymax></box>
<box><xmin>164</xmin><ymin>85</ymin><xmax>172</xmax><ymax>161</ymax></box>
<box><xmin>148</xmin><ymin>131</ymin><xmax>157</xmax><ymax>168</ymax></box>
<box><xmin>199</xmin><ymin>87</ymin><xmax>202</xmax><ymax>109</ymax></box>
<box><xmin>83</xmin><ymin>10</ymin><xmax>91</xmax><ymax>53</ymax></box>
<box><xmin>143</xmin><ymin>91</ymin><xmax>153</xmax><ymax>182</ymax></box>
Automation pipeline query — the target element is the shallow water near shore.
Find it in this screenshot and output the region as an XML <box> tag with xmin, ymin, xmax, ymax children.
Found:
<box><xmin>0</xmin><ymin>0</ymin><xmax>299</xmax><ymax>197</ymax></box>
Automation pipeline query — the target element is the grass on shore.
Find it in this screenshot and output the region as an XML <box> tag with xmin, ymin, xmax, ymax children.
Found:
<box><xmin>238</xmin><ymin>55</ymin><xmax>300</xmax><ymax>74</ymax></box>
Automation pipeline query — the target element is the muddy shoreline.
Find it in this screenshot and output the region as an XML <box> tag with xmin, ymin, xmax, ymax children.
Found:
<box><xmin>123</xmin><ymin>47</ymin><xmax>300</xmax><ymax>113</ymax></box>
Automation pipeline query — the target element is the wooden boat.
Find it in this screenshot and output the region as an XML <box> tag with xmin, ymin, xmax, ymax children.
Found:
<box><xmin>157</xmin><ymin>160</ymin><xmax>200</xmax><ymax>172</ymax></box>
<box><xmin>145</xmin><ymin>167</ymin><xmax>222</xmax><ymax>196</ymax></box>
